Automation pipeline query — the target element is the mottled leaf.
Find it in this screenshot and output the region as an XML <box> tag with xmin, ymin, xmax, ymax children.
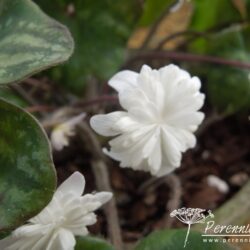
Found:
<box><xmin>75</xmin><ymin>236</ymin><xmax>114</xmax><ymax>250</ymax></box>
<box><xmin>135</xmin><ymin>229</ymin><xmax>235</xmax><ymax>250</ymax></box>
<box><xmin>0</xmin><ymin>0</ymin><xmax>74</xmax><ymax>84</ymax></box>
<box><xmin>0</xmin><ymin>98</ymin><xmax>56</xmax><ymax>233</ymax></box>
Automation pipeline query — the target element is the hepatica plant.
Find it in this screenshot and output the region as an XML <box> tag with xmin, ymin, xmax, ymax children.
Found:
<box><xmin>0</xmin><ymin>1</ymin><xmax>215</xmax><ymax>250</ymax></box>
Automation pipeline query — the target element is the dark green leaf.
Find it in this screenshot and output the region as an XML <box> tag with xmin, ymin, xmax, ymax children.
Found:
<box><xmin>0</xmin><ymin>98</ymin><xmax>56</xmax><ymax>233</ymax></box>
<box><xmin>188</xmin><ymin>24</ymin><xmax>250</xmax><ymax>113</ymax></box>
<box><xmin>208</xmin><ymin>27</ymin><xmax>250</xmax><ymax>113</ymax></box>
<box><xmin>0</xmin><ymin>0</ymin><xmax>74</xmax><ymax>85</ymax></box>
<box><xmin>206</xmin><ymin>65</ymin><xmax>250</xmax><ymax>113</ymax></box>
<box><xmin>135</xmin><ymin>229</ymin><xmax>235</xmax><ymax>250</ymax></box>
<box><xmin>189</xmin><ymin>0</ymin><xmax>246</xmax><ymax>54</ymax></box>
<box><xmin>190</xmin><ymin>0</ymin><xmax>243</xmax><ymax>32</ymax></box>
<box><xmin>34</xmin><ymin>0</ymin><xmax>141</xmax><ymax>92</ymax></box>
<box><xmin>75</xmin><ymin>236</ymin><xmax>114</xmax><ymax>250</ymax></box>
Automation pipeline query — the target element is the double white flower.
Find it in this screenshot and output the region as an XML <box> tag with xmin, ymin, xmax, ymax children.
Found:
<box><xmin>0</xmin><ymin>172</ymin><xmax>112</xmax><ymax>250</ymax></box>
<box><xmin>90</xmin><ymin>64</ymin><xmax>205</xmax><ymax>176</ymax></box>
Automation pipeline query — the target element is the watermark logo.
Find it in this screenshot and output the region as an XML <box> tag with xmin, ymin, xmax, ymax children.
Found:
<box><xmin>170</xmin><ymin>207</ymin><xmax>250</xmax><ymax>248</ymax></box>
<box><xmin>170</xmin><ymin>207</ymin><xmax>214</xmax><ymax>247</ymax></box>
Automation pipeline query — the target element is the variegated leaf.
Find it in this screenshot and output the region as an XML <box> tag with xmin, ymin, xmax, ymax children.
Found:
<box><xmin>0</xmin><ymin>98</ymin><xmax>56</xmax><ymax>233</ymax></box>
<box><xmin>0</xmin><ymin>0</ymin><xmax>74</xmax><ymax>84</ymax></box>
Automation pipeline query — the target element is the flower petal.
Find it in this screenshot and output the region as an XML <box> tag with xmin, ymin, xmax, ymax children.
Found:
<box><xmin>90</xmin><ymin>111</ymin><xmax>128</xmax><ymax>136</ymax></box>
<box><xmin>155</xmin><ymin>164</ymin><xmax>176</xmax><ymax>177</ymax></box>
<box><xmin>14</xmin><ymin>224</ymin><xmax>50</xmax><ymax>237</ymax></box>
<box><xmin>167</xmin><ymin>112</ymin><xmax>205</xmax><ymax>132</ymax></box>
<box><xmin>29</xmin><ymin>197</ymin><xmax>61</xmax><ymax>224</ymax></box>
<box><xmin>159</xmin><ymin>64</ymin><xmax>190</xmax><ymax>96</ymax></box>
<box><xmin>104</xmin><ymin>125</ymin><xmax>156</xmax><ymax>168</ymax></box>
<box><xmin>92</xmin><ymin>192</ymin><xmax>113</xmax><ymax>205</ymax></box>
<box><xmin>162</xmin><ymin>128</ymin><xmax>182</xmax><ymax>167</ymax></box>
<box><xmin>47</xmin><ymin>229</ymin><xmax>75</xmax><ymax>250</ymax></box>
<box><xmin>147</xmin><ymin>133</ymin><xmax>162</xmax><ymax>175</ymax></box>
<box><xmin>138</xmin><ymin>65</ymin><xmax>165</xmax><ymax>110</ymax></box>
<box><xmin>0</xmin><ymin>232</ymin><xmax>46</xmax><ymax>250</ymax></box>
<box><xmin>56</xmin><ymin>171</ymin><xmax>85</xmax><ymax>197</ymax></box>
<box><xmin>108</xmin><ymin>70</ymin><xmax>138</xmax><ymax>93</ymax></box>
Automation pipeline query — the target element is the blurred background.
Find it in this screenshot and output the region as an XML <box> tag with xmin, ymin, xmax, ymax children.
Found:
<box><xmin>3</xmin><ymin>0</ymin><xmax>250</xmax><ymax>249</ymax></box>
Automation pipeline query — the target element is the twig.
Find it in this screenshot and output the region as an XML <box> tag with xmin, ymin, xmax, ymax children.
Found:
<box><xmin>78</xmin><ymin>123</ymin><xmax>123</xmax><ymax>250</ymax></box>
<box><xmin>156</xmin><ymin>30</ymin><xmax>208</xmax><ymax>50</ymax></box>
<box><xmin>74</xmin><ymin>95</ymin><xmax>118</xmax><ymax>108</ymax></box>
<box><xmin>196</xmin><ymin>111</ymin><xmax>227</xmax><ymax>137</ymax></box>
<box><xmin>10</xmin><ymin>84</ymin><xmax>38</xmax><ymax>106</ymax></box>
<box><xmin>125</xmin><ymin>50</ymin><xmax>250</xmax><ymax>70</ymax></box>
<box><xmin>164</xmin><ymin>174</ymin><xmax>182</xmax><ymax>227</ymax></box>
<box><xmin>40</xmin><ymin>95</ymin><xmax>118</xmax><ymax>129</ymax></box>
<box><xmin>23</xmin><ymin>78</ymin><xmax>50</xmax><ymax>91</ymax></box>
<box><xmin>25</xmin><ymin>105</ymin><xmax>56</xmax><ymax>113</ymax></box>
<box><xmin>138</xmin><ymin>173</ymin><xmax>182</xmax><ymax>228</ymax></box>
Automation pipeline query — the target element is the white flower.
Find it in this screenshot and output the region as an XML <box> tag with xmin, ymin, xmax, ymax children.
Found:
<box><xmin>0</xmin><ymin>172</ymin><xmax>112</xmax><ymax>250</ymax></box>
<box><xmin>51</xmin><ymin>113</ymin><xmax>86</xmax><ymax>151</ymax></box>
<box><xmin>90</xmin><ymin>64</ymin><xmax>205</xmax><ymax>176</ymax></box>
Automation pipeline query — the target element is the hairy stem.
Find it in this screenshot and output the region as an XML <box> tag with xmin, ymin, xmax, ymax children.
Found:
<box><xmin>74</xmin><ymin>95</ymin><xmax>118</xmax><ymax>108</ymax></box>
<box><xmin>156</xmin><ymin>30</ymin><xmax>207</xmax><ymax>50</ymax></box>
<box><xmin>125</xmin><ymin>50</ymin><xmax>250</xmax><ymax>70</ymax></box>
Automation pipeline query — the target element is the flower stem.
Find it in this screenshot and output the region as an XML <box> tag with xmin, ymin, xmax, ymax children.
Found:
<box><xmin>78</xmin><ymin>123</ymin><xmax>123</xmax><ymax>250</ymax></box>
<box><xmin>74</xmin><ymin>95</ymin><xmax>118</xmax><ymax>108</ymax></box>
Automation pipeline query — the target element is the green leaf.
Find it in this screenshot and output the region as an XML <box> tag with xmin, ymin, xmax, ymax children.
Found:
<box><xmin>189</xmin><ymin>0</ymin><xmax>245</xmax><ymax>54</ymax></box>
<box><xmin>34</xmin><ymin>0</ymin><xmax>141</xmax><ymax>92</ymax></box>
<box><xmin>206</xmin><ymin>65</ymin><xmax>250</xmax><ymax>114</ymax></box>
<box><xmin>190</xmin><ymin>0</ymin><xmax>243</xmax><ymax>32</ymax></box>
<box><xmin>0</xmin><ymin>98</ymin><xmax>56</xmax><ymax>233</ymax></box>
<box><xmin>0</xmin><ymin>0</ymin><xmax>74</xmax><ymax>85</ymax></box>
<box><xmin>75</xmin><ymin>236</ymin><xmax>114</xmax><ymax>250</ymax></box>
<box><xmin>134</xmin><ymin>229</ymin><xmax>235</xmax><ymax>250</ymax></box>
<box><xmin>188</xmin><ymin>25</ymin><xmax>250</xmax><ymax>113</ymax></box>
<box><xmin>139</xmin><ymin>0</ymin><xmax>176</xmax><ymax>26</ymax></box>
